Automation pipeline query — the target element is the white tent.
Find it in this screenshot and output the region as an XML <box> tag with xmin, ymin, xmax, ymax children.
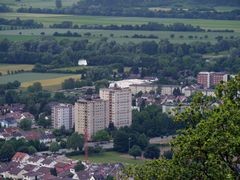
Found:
<box><xmin>78</xmin><ymin>59</ymin><xmax>87</xmax><ymax>66</ymax></box>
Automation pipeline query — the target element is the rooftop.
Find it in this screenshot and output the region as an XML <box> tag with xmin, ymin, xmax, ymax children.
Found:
<box><xmin>109</xmin><ymin>79</ymin><xmax>152</xmax><ymax>88</ymax></box>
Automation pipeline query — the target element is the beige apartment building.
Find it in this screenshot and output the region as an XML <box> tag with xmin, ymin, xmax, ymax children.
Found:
<box><xmin>161</xmin><ymin>85</ymin><xmax>182</xmax><ymax>95</ymax></box>
<box><xmin>74</xmin><ymin>99</ymin><xmax>109</xmax><ymax>138</ymax></box>
<box><xmin>51</xmin><ymin>103</ymin><xmax>74</xmax><ymax>130</ymax></box>
<box><xmin>99</xmin><ymin>87</ymin><xmax>132</xmax><ymax>128</ymax></box>
<box><xmin>129</xmin><ymin>83</ymin><xmax>158</xmax><ymax>94</ymax></box>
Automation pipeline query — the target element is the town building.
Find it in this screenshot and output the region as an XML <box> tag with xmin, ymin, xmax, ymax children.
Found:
<box><xmin>162</xmin><ymin>103</ymin><xmax>189</xmax><ymax>116</ymax></box>
<box><xmin>74</xmin><ymin>99</ymin><xmax>109</xmax><ymax>138</ymax></box>
<box><xmin>210</xmin><ymin>72</ymin><xmax>229</xmax><ymax>86</ymax></box>
<box><xmin>100</xmin><ymin>87</ymin><xmax>132</xmax><ymax>128</ymax></box>
<box><xmin>197</xmin><ymin>71</ymin><xmax>228</xmax><ymax>88</ymax></box>
<box><xmin>197</xmin><ymin>72</ymin><xmax>211</xmax><ymax>88</ymax></box>
<box><xmin>109</xmin><ymin>79</ymin><xmax>151</xmax><ymax>89</ymax></box>
<box><xmin>51</xmin><ymin>103</ymin><xmax>74</xmax><ymax>130</ymax></box>
<box><xmin>0</xmin><ymin>152</ymin><xmax>123</xmax><ymax>180</ymax></box>
<box><xmin>160</xmin><ymin>85</ymin><xmax>182</xmax><ymax>95</ymax></box>
<box><xmin>129</xmin><ymin>83</ymin><xmax>158</xmax><ymax>94</ymax></box>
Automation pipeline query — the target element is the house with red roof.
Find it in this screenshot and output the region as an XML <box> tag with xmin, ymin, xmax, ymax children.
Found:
<box><xmin>12</xmin><ymin>152</ymin><xmax>30</xmax><ymax>163</ymax></box>
<box><xmin>55</xmin><ymin>162</ymin><xmax>75</xmax><ymax>174</ymax></box>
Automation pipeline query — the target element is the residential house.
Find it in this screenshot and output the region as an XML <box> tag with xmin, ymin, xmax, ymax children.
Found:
<box><xmin>161</xmin><ymin>85</ymin><xmax>182</xmax><ymax>95</ymax></box>
<box><xmin>129</xmin><ymin>83</ymin><xmax>158</xmax><ymax>94</ymax></box>
<box><xmin>12</xmin><ymin>152</ymin><xmax>30</xmax><ymax>163</ymax></box>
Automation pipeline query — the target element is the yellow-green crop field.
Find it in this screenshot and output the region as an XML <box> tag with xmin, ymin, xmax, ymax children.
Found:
<box><xmin>21</xmin><ymin>74</ymin><xmax>80</xmax><ymax>90</ymax></box>
<box><xmin>0</xmin><ymin>64</ymin><xmax>34</xmax><ymax>75</ymax></box>
<box><xmin>0</xmin><ymin>72</ymin><xmax>80</xmax><ymax>91</ymax></box>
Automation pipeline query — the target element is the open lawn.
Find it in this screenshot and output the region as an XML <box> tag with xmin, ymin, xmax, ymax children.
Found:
<box><xmin>1</xmin><ymin>13</ymin><xmax>240</xmax><ymax>32</ymax></box>
<box><xmin>0</xmin><ymin>64</ymin><xmax>34</xmax><ymax>75</ymax></box>
<box><xmin>69</xmin><ymin>151</ymin><xmax>145</xmax><ymax>165</ymax></box>
<box><xmin>0</xmin><ymin>28</ymin><xmax>239</xmax><ymax>44</ymax></box>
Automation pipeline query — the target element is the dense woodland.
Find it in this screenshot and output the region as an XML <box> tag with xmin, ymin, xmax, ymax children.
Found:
<box><xmin>0</xmin><ymin>4</ymin><xmax>11</xmax><ymax>12</ymax></box>
<box><xmin>0</xmin><ymin>38</ymin><xmax>240</xmax><ymax>83</ymax></box>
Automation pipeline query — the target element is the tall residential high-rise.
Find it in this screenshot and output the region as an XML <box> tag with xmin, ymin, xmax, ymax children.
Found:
<box><xmin>197</xmin><ymin>72</ymin><xmax>211</xmax><ymax>88</ymax></box>
<box><xmin>74</xmin><ymin>99</ymin><xmax>109</xmax><ymax>138</ymax></box>
<box><xmin>51</xmin><ymin>103</ymin><xmax>74</xmax><ymax>130</ymax></box>
<box><xmin>99</xmin><ymin>87</ymin><xmax>132</xmax><ymax>128</ymax></box>
<box><xmin>210</xmin><ymin>72</ymin><xmax>229</xmax><ymax>86</ymax></box>
<box><xmin>197</xmin><ymin>72</ymin><xmax>229</xmax><ymax>88</ymax></box>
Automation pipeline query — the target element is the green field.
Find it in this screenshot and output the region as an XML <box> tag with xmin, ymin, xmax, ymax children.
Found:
<box><xmin>214</xmin><ymin>6</ymin><xmax>240</xmax><ymax>12</ymax></box>
<box><xmin>0</xmin><ymin>0</ymin><xmax>79</xmax><ymax>9</ymax></box>
<box><xmin>0</xmin><ymin>28</ymin><xmax>238</xmax><ymax>44</ymax></box>
<box><xmin>1</xmin><ymin>13</ymin><xmax>240</xmax><ymax>32</ymax></box>
<box><xmin>53</xmin><ymin>66</ymin><xmax>94</xmax><ymax>71</ymax></box>
<box><xmin>0</xmin><ymin>72</ymin><xmax>74</xmax><ymax>84</ymax></box>
<box><xmin>0</xmin><ymin>12</ymin><xmax>239</xmax><ymax>44</ymax></box>
<box><xmin>69</xmin><ymin>151</ymin><xmax>145</xmax><ymax>164</ymax></box>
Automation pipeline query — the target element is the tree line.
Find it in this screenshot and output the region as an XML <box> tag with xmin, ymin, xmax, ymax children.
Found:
<box><xmin>50</xmin><ymin>22</ymin><xmax>206</xmax><ymax>32</ymax></box>
<box><xmin>0</xmin><ymin>17</ymin><xmax>43</xmax><ymax>29</ymax></box>
<box><xmin>78</xmin><ymin>0</ymin><xmax>240</xmax><ymax>7</ymax></box>
<box><xmin>16</xmin><ymin>5</ymin><xmax>240</xmax><ymax>20</ymax></box>
<box><xmin>1</xmin><ymin>38</ymin><xmax>240</xmax><ymax>83</ymax></box>
<box><xmin>0</xmin><ymin>4</ymin><xmax>11</xmax><ymax>12</ymax></box>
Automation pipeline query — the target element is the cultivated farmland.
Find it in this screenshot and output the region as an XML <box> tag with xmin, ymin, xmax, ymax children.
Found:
<box><xmin>21</xmin><ymin>74</ymin><xmax>80</xmax><ymax>90</ymax></box>
<box><xmin>0</xmin><ymin>28</ymin><xmax>239</xmax><ymax>44</ymax></box>
<box><xmin>0</xmin><ymin>0</ymin><xmax>79</xmax><ymax>9</ymax></box>
<box><xmin>0</xmin><ymin>64</ymin><xmax>34</xmax><ymax>75</ymax></box>
<box><xmin>1</xmin><ymin>13</ymin><xmax>240</xmax><ymax>32</ymax></box>
<box><xmin>0</xmin><ymin>72</ymin><xmax>80</xmax><ymax>90</ymax></box>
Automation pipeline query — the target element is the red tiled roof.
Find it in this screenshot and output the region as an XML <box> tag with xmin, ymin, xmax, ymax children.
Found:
<box><xmin>23</xmin><ymin>131</ymin><xmax>41</xmax><ymax>140</ymax></box>
<box><xmin>4</xmin><ymin>127</ymin><xmax>20</xmax><ymax>134</ymax></box>
<box><xmin>12</xmin><ymin>152</ymin><xmax>28</xmax><ymax>162</ymax></box>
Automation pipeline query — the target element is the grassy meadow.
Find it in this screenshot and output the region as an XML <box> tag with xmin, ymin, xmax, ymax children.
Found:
<box><xmin>69</xmin><ymin>151</ymin><xmax>145</xmax><ymax>165</ymax></box>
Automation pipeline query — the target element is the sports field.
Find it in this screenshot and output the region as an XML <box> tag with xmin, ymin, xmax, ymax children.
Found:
<box><xmin>0</xmin><ymin>64</ymin><xmax>34</xmax><ymax>75</ymax></box>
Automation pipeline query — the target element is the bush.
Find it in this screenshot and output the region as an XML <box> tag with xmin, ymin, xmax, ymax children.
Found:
<box><xmin>143</xmin><ymin>145</ymin><xmax>160</xmax><ymax>159</ymax></box>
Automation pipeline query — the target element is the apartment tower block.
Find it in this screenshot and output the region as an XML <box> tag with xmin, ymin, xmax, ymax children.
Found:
<box><xmin>99</xmin><ymin>87</ymin><xmax>132</xmax><ymax>128</ymax></box>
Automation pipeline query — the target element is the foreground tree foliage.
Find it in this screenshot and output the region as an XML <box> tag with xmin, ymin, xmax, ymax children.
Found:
<box><xmin>124</xmin><ymin>74</ymin><xmax>240</xmax><ymax>179</ymax></box>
